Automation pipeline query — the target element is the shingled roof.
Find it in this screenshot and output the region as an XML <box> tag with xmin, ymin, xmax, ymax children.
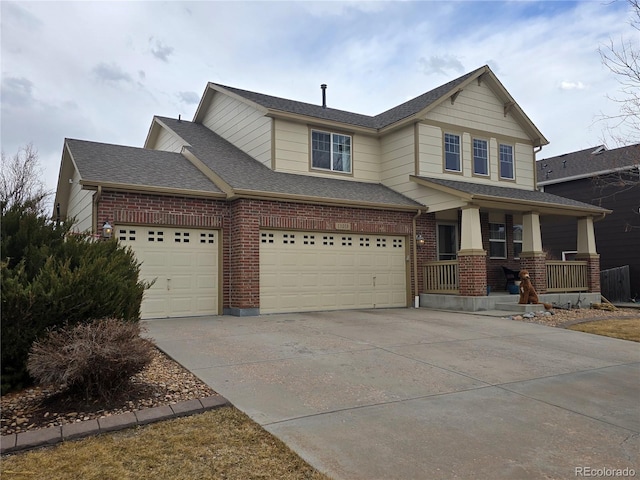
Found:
<box><xmin>211</xmin><ymin>66</ymin><xmax>483</xmax><ymax>130</ymax></box>
<box><xmin>412</xmin><ymin>175</ymin><xmax>610</xmax><ymax>214</ymax></box>
<box><xmin>65</xmin><ymin>139</ymin><xmax>224</xmax><ymax>194</ymax></box>
<box><xmin>157</xmin><ymin>116</ymin><xmax>421</xmax><ymax>209</ymax></box>
<box><xmin>537</xmin><ymin>143</ymin><xmax>640</xmax><ymax>185</ymax></box>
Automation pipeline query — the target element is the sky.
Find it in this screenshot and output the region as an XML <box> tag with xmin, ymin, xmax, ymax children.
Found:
<box><xmin>1</xmin><ymin>0</ymin><xmax>635</xmax><ymax>197</ymax></box>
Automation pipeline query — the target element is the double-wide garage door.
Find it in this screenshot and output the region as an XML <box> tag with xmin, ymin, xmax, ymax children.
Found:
<box><xmin>260</xmin><ymin>230</ymin><xmax>408</xmax><ymax>314</ymax></box>
<box><xmin>118</xmin><ymin>226</ymin><xmax>219</xmax><ymax>319</ymax></box>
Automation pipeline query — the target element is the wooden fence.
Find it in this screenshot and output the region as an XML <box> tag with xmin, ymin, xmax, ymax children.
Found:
<box><xmin>600</xmin><ymin>265</ymin><xmax>630</xmax><ymax>302</ymax></box>
<box><xmin>423</xmin><ymin>261</ymin><xmax>459</xmax><ymax>294</ymax></box>
<box><xmin>546</xmin><ymin>261</ymin><xmax>588</xmax><ymax>292</ymax></box>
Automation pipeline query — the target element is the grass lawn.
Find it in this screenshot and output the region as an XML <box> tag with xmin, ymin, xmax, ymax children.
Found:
<box><xmin>567</xmin><ymin>318</ymin><xmax>640</xmax><ymax>342</ymax></box>
<box><xmin>1</xmin><ymin>407</ymin><xmax>331</xmax><ymax>480</ymax></box>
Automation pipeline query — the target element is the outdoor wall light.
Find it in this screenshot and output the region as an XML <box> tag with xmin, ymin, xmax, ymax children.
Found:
<box><xmin>102</xmin><ymin>221</ymin><xmax>113</xmax><ymax>239</ymax></box>
<box><xmin>416</xmin><ymin>234</ymin><xmax>425</xmax><ymax>247</ymax></box>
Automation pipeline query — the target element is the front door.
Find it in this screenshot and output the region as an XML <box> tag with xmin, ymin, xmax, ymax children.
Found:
<box><xmin>437</xmin><ymin>223</ymin><xmax>458</xmax><ymax>260</ymax></box>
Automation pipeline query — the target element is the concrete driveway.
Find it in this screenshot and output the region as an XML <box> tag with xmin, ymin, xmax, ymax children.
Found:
<box><xmin>144</xmin><ymin>309</ymin><xmax>639</xmax><ymax>480</ymax></box>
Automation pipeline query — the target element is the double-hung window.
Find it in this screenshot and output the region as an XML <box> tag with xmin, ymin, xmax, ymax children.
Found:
<box><xmin>489</xmin><ymin>223</ymin><xmax>506</xmax><ymax>258</ymax></box>
<box><xmin>473</xmin><ymin>138</ymin><xmax>488</xmax><ymax>175</ymax></box>
<box><xmin>311</xmin><ymin>130</ymin><xmax>351</xmax><ymax>173</ymax></box>
<box><xmin>513</xmin><ymin>224</ymin><xmax>523</xmax><ymax>259</ymax></box>
<box><xmin>444</xmin><ymin>133</ymin><xmax>461</xmax><ymax>172</ymax></box>
<box><xmin>499</xmin><ymin>143</ymin><xmax>514</xmax><ymax>179</ymax></box>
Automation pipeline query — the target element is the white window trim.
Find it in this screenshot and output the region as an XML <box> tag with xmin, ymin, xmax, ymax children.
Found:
<box><xmin>499</xmin><ymin>143</ymin><xmax>515</xmax><ymax>180</ymax></box>
<box><xmin>472</xmin><ymin>138</ymin><xmax>489</xmax><ymax>176</ymax></box>
<box><xmin>311</xmin><ymin>129</ymin><xmax>352</xmax><ymax>174</ymax></box>
<box><xmin>489</xmin><ymin>222</ymin><xmax>507</xmax><ymax>259</ymax></box>
<box><xmin>444</xmin><ymin>133</ymin><xmax>462</xmax><ymax>173</ymax></box>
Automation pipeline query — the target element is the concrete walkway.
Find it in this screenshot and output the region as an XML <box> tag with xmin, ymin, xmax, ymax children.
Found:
<box><xmin>144</xmin><ymin>309</ymin><xmax>639</xmax><ymax>480</ymax></box>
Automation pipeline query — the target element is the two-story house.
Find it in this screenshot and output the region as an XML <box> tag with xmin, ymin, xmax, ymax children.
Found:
<box><xmin>54</xmin><ymin>65</ymin><xmax>608</xmax><ymax>318</ymax></box>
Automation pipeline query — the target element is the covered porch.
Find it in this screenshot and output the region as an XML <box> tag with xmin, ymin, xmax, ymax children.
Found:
<box><xmin>411</xmin><ymin>177</ymin><xmax>610</xmax><ymax>311</ymax></box>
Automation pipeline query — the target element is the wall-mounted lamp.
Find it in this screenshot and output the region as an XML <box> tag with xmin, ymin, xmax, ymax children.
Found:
<box><xmin>102</xmin><ymin>221</ymin><xmax>113</xmax><ymax>239</ymax></box>
<box><xmin>416</xmin><ymin>234</ymin><xmax>425</xmax><ymax>247</ymax></box>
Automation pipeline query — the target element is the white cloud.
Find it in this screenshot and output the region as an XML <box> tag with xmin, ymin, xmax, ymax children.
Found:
<box><xmin>560</xmin><ymin>81</ymin><xmax>587</xmax><ymax>91</ymax></box>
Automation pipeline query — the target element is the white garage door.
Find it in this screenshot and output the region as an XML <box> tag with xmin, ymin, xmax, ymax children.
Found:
<box><xmin>118</xmin><ymin>226</ymin><xmax>219</xmax><ymax>319</ymax></box>
<box><xmin>260</xmin><ymin>230</ymin><xmax>407</xmax><ymax>314</ymax></box>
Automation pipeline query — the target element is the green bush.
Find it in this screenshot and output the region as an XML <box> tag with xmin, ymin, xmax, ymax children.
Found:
<box><xmin>27</xmin><ymin>318</ymin><xmax>155</xmax><ymax>401</ymax></box>
<box><xmin>1</xmin><ymin>206</ymin><xmax>150</xmax><ymax>394</ymax></box>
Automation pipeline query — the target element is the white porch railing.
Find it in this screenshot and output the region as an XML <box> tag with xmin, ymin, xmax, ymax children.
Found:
<box><xmin>423</xmin><ymin>261</ymin><xmax>459</xmax><ymax>294</ymax></box>
<box><xmin>546</xmin><ymin>261</ymin><xmax>588</xmax><ymax>292</ymax></box>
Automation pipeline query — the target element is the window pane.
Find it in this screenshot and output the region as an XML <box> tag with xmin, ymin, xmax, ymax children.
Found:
<box><xmin>499</xmin><ymin>144</ymin><xmax>514</xmax><ymax>179</ymax></box>
<box><xmin>514</xmin><ymin>242</ymin><xmax>523</xmax><ymax>258</ymax></box>
<box><xmin>312</xmin><ymin>131</ymin><xmax>331</xmax><ymax>169</ymax></box>
<box><xmin>444</xmin><ymin>134</ymin><xmax>460</xmax><ymax>171</ymax></box>
<box><xmin>489</xmin><ymin>223</ymin><xmax>506</xmax><ymax>258</ymax></box>
<box><xmin>513</xmin><ymin>224</ymin><xmax>523</xmax><ymax>242</ymax></box>
<box><xmin>490</xmin><ymin>242</ymin><xmax>506</xmax><ymax>258</ymax></box>
<box><xmin>489</xmin><ymin>223</ymin><xmax>506</xmax><ymax>240</ymax></box>
<box><xmin>332</xmin><ymin>134</ymin><xmax>351</xmax><ymax>172</ymax></box>
<box><xmin>473</xmin><ymin>139</ymin><xmax>488</xmax><ymax>175</ymax></box>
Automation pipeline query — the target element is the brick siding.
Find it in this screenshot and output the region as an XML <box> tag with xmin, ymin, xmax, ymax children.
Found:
<box><xmin>97</xmin><ymin>191</ymin><xmax>420</xmax><ymax>312</ymax></box>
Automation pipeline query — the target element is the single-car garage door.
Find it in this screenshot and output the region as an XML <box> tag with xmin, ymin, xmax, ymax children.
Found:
<box><xmin>260</xmin><ymin>230</ymin><xmax>407</xmax><ymax>314</ymax></box>
<box><xmin>118</xmin><ymin>226</ymin><xmax>219</xmax><ymax>319</ymax></box>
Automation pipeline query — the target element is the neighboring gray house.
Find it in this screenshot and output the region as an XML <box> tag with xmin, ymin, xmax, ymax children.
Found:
<box><xmin>538</xmin><ymin>143</ymin><xmax>640</xmax><ymax>300</ymax></box>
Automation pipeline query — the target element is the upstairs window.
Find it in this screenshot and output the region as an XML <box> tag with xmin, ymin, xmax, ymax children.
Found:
<box><xmin>444</xmin><ymin>133</ymin><xmax>461</xmax><ymax>172</ymax></box>
<box><xmin>473</xmin><ymin>138</ymin><xmax>488</xmax><ymax>175</ymax></box>
<box><xmin>312</xmin><ymin>130</ymin><xmax>351</xmax><ymax>173</ymax></box>
<box><xmin>489</xmin><ymin>223</ymin><xmax>506</xmax><ymax>258</ymax></box>
<box><xmin>499</xmin><ymin>143</ymin><xmax>514</xmax><ymax>179</ymax></box>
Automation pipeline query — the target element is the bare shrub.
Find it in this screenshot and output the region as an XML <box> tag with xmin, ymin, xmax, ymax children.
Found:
<box><xmin>27</xmin><ymin>318</ymin><xmax>155</xmax><ymax>401</ymax></box>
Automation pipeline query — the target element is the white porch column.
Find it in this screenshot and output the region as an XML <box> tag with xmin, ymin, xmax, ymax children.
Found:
<box><xmin>521</xmin><ymin>212</ymin><xmax>543</xmax><ymax>254</ymax></box>
<box><xmin>459</xmin><ymin>205</ymin><xmax>484</xmax><ymax>253</ymax></box>
<box><xmin>577</xmin><ymin>216</ymin><xmax>597</xmax><ymax>255</ymax></box>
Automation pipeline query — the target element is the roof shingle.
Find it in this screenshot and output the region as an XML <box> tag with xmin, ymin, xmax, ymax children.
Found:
<box><xmin>537</xmin><ymin>143</ymin><xmax>640</xmax><ymax>185</ymax></box>
<box><xmin>66</xmin><ymin>139</ymin><xmax>224</xmax><ymax>194</ymax></box>
<box><xmin>414</xmin><ymin>175</ymin><xmax>610</xmax><ymax>212</ymax></box>
<box><xmin>213</xmin><ymin>66</ymin><xmax>483</xmax><ymax>130</ymax></box>
<box><xmin>157</xmin><ymin>116</ymin><xmax>421</xmax><ymax>208</ymax></box>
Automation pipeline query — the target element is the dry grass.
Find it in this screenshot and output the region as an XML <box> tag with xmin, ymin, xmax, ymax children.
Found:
<box><xmin>567</xmin><ymin>318</ymin><xmax>640</xmax><ymax>342</ymax></box>
<box><xmin>1</xmin><ymin>407</ymin><xmax>331</xmax><ymax>480</ymax></box>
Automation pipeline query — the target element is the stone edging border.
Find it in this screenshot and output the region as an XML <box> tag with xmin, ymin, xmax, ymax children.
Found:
<box><xmin>0</xmin><ymin>395</ymin><xmax>230</xmax><ymax>455</ymax></box>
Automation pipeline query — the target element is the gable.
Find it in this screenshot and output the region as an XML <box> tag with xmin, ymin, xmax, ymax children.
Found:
<box><xmin>194</xmin><ymin>89</ymin><xmax>272</xmax><ymax>167</ymax></box>
<box><xmin>424</xmin><ymin>79</ymin><xmax>530</xmax><ymax>141</ymax></box>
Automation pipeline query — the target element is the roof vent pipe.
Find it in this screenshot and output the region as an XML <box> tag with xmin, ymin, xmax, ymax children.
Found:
<box><xmin>321</xmin><ymin>84</ymin><xmax>327</xmax><ymax>108</ymax></box>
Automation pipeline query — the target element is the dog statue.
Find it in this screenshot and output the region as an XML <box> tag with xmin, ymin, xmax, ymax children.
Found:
<box><xmin>518</xmin><ymin>269</ymin><xmax>552</xmax><ymax>310</ymax></box>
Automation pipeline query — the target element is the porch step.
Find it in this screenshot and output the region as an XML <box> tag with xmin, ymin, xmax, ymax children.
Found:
<box><xmin>494</xmin><ymin>303</ymin><xmax>546</xmax><ymax>313</ymax></box>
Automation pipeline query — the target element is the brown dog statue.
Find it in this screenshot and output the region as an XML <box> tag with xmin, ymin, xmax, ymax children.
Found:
<box><xmin>518</xmin><ymin>269</ymin><xmax>552</xmax><ymax>310</ymax></box>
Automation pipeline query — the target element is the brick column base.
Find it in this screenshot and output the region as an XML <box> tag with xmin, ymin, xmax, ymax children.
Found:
<box><xmin>458</xmin><ymin>250</ymin><xmax>487</xmax><ymax>296</ymax></box>
<box><xmin>519</xmin><ymin>252</ymin><xmax>547</xmax><ymax>294</ymax></box>
<box><xmin>576</xmin><ymin>253</ymin><xmax>601</xmax><ymax>293</ymax></box>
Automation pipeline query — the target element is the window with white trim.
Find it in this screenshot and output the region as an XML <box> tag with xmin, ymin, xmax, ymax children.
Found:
<box><xmin>311</xmin><ymin>130</ymin><xmax>351</xmax><ymax>173</ymax></box>
<box><xmin>499</xmin><ymin>143</ymin><xmax>514</xmax><ymax>179</ymax></box>
<box><xmin>489</xmin><ymin>223</ymin><xmax>506</xmax><ymax>258</ymax></box>
<box><xmin>513</xmin><ymin>224</ymin><xmax>523</xmax><ymax>259</ymax></box>
<box><xmin>473</xmin><ymin>138</ymin><xmax>488</xmax><ymax>175</ymax></box>
<box><xmin>444</xmin><ymin>133</ymin><xmax>461</xmax><ymax>172</ymax></box>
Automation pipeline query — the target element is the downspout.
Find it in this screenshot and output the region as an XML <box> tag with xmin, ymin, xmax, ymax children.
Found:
<box><xmin>412</xmin><ymin>209</ymin><xmax>422</xmax><ymax>308</ymax></box>
<box><xmin>93</xmin><ymin>185</ymin><xmax>103</xmax><ymax>235</ymax></box>
<box><xmin>534</xmin><ymin>145</ymin><xmax>543</xmax><ymax>190</ymax></box>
